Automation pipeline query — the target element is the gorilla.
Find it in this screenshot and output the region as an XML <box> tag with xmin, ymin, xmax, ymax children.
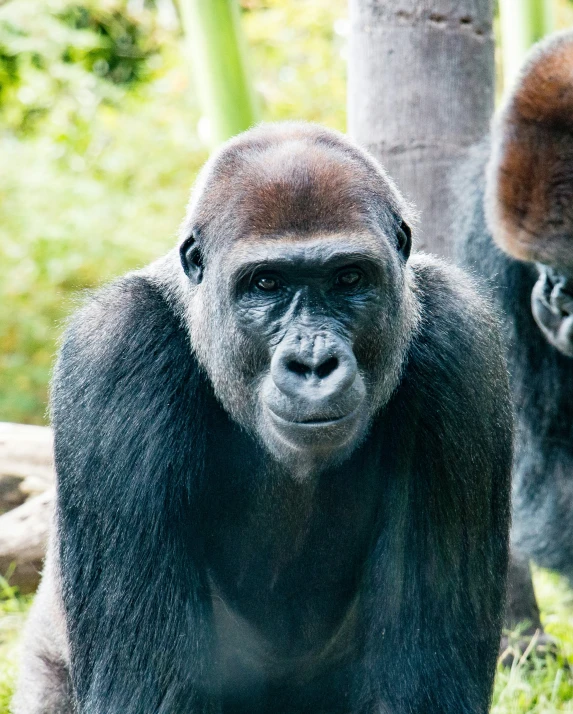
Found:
<box><xmin>13</xmin><ymin>123</ymin><xmax>511</xmax><ymax>714</ymax></box>
<box><xmin>453</xmin><ymin>31</ymin><xmax>573</xmax><ymax>645</ymax></box>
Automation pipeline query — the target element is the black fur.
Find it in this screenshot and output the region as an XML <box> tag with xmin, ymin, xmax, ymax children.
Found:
<box><xmin>53</xmin><ymin>277</ymin><xmax>216</xmax><ymax>711</ymax></box>
<box><xmin>454</xmin><ymin>141</ymin><xmax>573</xmax><ymax>628</ymax></box>
<box><xmin>49</xmin><ymin>263</ymin><xmax>510</xmax><ymax>713</ymax></box>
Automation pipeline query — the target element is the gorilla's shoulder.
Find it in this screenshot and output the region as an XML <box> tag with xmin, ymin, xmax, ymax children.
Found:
<box><xmin>53</xmin><ymin>272</ymin><xmax>194</xmax><ymax>407</ymax></box>
<box><xmin>392</xmin><ymin>255</ymin><xmax>510</xmax><ymax>439</ymax></box>
<box><xmin>64</xmin><ymin>271</ymin><xmax>187</xmax><ymax>354</ymax></box>
<box><xmin>411</xmin><ymin>253</ymin><xmax>498</xmax><ymax>325</ymax></box>
<box><xmin>407</xmin><ymin>254</ymin><xmax>507</xmax><ymax>383</ymax></box>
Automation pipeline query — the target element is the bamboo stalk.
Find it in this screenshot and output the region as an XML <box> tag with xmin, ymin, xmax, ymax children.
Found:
<box><xmin>499</xmin><ymin>0</ymin><xmax>555</xmax><ymax>89</ymax></box>
<box><xmin>179</xmin><ymin>0</ymin><xmax>259</xmax><ymax>148</ymax></box>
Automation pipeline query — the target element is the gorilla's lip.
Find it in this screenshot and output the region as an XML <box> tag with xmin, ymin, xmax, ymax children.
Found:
<box><xmin>267</xmin><ymin>407</ymin><xmax>358</xmax><ymax>428</ymax></box>
<box><xmin>297</xmin><ymin>414</ymin><xmax>348</xmax><ymax>425</ymax></box>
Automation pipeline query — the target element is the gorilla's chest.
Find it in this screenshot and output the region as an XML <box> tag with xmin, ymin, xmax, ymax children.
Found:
<box><xmin>207</xmin><ymin>524</ymin><xmax>365</xmax><ymax>711</ymax></box>
<box><xmin>204</xmin><ymin>461</ymin><xmax>380</xmax><ymax>666</ymax></box>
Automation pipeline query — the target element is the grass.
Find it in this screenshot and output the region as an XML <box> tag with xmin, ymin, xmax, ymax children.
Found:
<box><xmin>0</xmin><ymin>576</ymin><xmax>33</xmax><ymax>714</ymax></box>
<box><xmin>1</xmin><ymin>568</ymin><xmax>573</xmax><ymax>712</ymax></box>
<box><xmin>492</xmin><ymin>568</ymin><xmax>573</xmax><ymax>712</ymax></box>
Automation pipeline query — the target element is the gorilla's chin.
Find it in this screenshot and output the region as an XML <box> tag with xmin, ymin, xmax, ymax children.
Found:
<box><xmin>260</xmin><ymin>404</ymin><xmax>368</xmax><ymax>476</ymax></box>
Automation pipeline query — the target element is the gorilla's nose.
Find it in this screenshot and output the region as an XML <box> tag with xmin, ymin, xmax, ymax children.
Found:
<box><xmin>271</xmin><ymin>333</ymin><xmax>358</xmax><ymax>401</ymax></box>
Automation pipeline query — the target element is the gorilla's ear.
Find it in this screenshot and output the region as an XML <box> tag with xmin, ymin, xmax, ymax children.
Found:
<box><xmin>396</xmin><ymin>220</ymin><xmax>412</xmax><ymax>260</ymax></box>
<box><xmin>180</xmin><ymin>233</ymin><xmax>204</xmax><ymax>284</ymax></box>
<box><xmin>486</xmin><ymin>30</ymin><xmax>573</xmax><ymax>265</ymax></box>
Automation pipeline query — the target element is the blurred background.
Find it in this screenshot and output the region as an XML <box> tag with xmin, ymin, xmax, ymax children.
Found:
<box><xmin>3</xmin><ymin>1</ymin><xmax>573</xmax><ymax>712</ymax></box>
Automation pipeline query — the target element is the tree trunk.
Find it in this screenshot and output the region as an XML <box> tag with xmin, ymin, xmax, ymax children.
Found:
<box><xmin>348</xmin><ymin>0</ymin><xmax>495</xmax><ymax>257</ymax></box>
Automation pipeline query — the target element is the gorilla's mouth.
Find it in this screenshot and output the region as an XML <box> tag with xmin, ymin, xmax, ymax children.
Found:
<box><xmin>298</xmin><ymin>414</ymin><xmax>347</xmax><ymax>425</ymax></box>
<box><xmin>268</xmin><ymin>408</ymin><xmax>359</xmax><ymax>428</ymax></box>
<box><xmin>261</xmin><ymin>371</ymin><xmax>368</xmax><ymax>453</ymax></box>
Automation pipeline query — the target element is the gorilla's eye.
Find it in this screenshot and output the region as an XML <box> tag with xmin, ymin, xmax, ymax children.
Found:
<box><xmin>254</xmin><ymin>275</ymin><xmax>281</xmax><ymax>292</ymax></box>
<box><xmin>336</xmin><ymin>270</ymin><xmax>362</xmax><ymax>288</ymax></box>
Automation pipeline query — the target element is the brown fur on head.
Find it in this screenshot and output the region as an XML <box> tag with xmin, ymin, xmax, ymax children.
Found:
<box><xmin>180</xmin><ymin>122</ymin><xmax>415</xmax><ymax>256</ymax></box>
<box><xmin>486</xmin><ymin>30</ymin><xmax>573</xmax><ymax>268</ymax></box>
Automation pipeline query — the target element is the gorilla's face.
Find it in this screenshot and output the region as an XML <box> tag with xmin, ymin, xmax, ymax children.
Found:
<box><xmin>186</xmin><ymin>231</ymin><xmax>415</xmax><ymax>475</ymax></box>
<box><xmin>531</xmin><ymin>264</ymin><xmax>573</xmax><ymax>357</ymax></box>
<box><xmin>178</xmin><ymin>122</ymin><xmax>418</xmax><ymax>476</ymax></box>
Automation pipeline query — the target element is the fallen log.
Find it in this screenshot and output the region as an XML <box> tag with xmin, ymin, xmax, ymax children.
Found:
<box><xmin>0</xmin><ymin>422</ymin><xmax>54</xmax><ymax>514</ymax></box>
<box><xmin>0</xmin><ymin>489</ymin><xmax>53</xmax><ymax>593</ymax></box>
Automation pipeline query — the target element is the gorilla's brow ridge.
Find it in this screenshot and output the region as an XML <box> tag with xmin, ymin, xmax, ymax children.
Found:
<box><xmin>226</xmin><ymin>233</ymin><xmax>387</xmax><ymax>271</ymax></box>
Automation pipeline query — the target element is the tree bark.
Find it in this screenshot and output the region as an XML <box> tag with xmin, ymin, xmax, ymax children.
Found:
<box><xmin>0</xmin><ymin>490</ymin><xmax>53</xmax><ymax>593</ymax></box>
<box><xmin>0</xmin><ymin>422</ymin><xmax>54</xmax><ymax>514</ymax></box>
<box><xmin>348</xmin><ymin>0</ymin><xmax>495</xmax><ymax>257</ymax></box>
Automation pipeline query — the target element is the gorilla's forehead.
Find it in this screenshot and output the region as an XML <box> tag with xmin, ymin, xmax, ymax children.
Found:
<box><xmin>186</xmin><ymin>123</ymin><xmax>404</xmax><ymax>245</ymax></box>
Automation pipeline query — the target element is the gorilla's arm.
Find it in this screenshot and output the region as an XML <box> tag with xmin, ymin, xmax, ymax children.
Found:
<box><xmin>52</xmin><ymin>275</ymin><xmax>217</xmax><ymax>714</ymax></box>
<box><xmin>358</xmin><ymin>258</ymin><xmax>512</xmax><ymax>714</ymax></box>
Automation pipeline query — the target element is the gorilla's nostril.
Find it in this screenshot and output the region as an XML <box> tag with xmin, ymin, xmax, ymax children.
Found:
<box><xmin>315</xmin><ymin>357</ymin><xmax>339</xmax><ymax>379</ymax></box>
<box><xmin>287</xmin><ymin>360</ymin><xmax>312</xmax><ymax>377</ymax></box>
<box><xmin>285</xmin><ymin>356</ymin><xmax>340</xmax><ymax>380</ymax></box>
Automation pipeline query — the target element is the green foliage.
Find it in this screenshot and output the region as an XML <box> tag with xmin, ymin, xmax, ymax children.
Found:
<box><xmin>0</xmin><ymin>0</ymin><xmax>165</xmax><ymax>135</ymax></box>
<box><xmin>243</xmin><ymin>0</ymin><xmax>346</xmax><ymax>130</ymax></box>
<box><xmin>57</xmin><ymin>2</ymin><xmax>161</xmax><ymax>85</ymax></box>
<box><xmin>0</xmin><ymin>78</ymin><xmax>208</xmax><ymax>421</ymax></box>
